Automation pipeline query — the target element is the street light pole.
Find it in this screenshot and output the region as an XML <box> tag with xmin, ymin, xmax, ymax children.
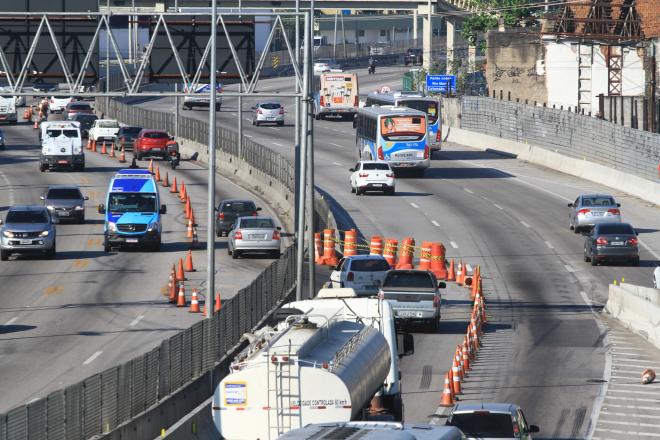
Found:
<box><xmin>294</xmin><ymin>0</ymin><xmax>301</xmax><ymax>255</ymax></box>
<box><xmin>206</xmin><ymin>0</ymin><xmax>218</xmax><ymax>319</ymax></box>
<box><xmin>306</xmin><ymin>0</ymin><xmax>316</xmax><ymax>298</ymax></box>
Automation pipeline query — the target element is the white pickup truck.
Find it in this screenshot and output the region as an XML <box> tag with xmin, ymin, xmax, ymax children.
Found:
<box><xmin>0</xmin><ymin>97</ymin><xmax>17</xmax><ymax>125</ymax></box>
<box><xmin>39</xmin><ymin>121</ymin><xmax>85</xmax><ymax>171</ymax></box>
<box><xmin>49</xmin><ymin>96</ymin><xmax>73</xmax><ymax>114</ymax></box>
<box><xmin>88</xmin><ymin>119</ymin><xmax>120</xmax><ymax>143</ymax></box>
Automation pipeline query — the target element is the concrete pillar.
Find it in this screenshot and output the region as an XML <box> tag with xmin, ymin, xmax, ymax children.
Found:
<box><xmin>413</xmin><ymin>10</ymin><xmax>418</xmax><ymax>46</ymax></box>
<box><xmin>421</xmin><ymin>2</ymin><xmax>435</xmax><ymax>71</ymax></box>
<box><xmin>446</xmin><ymin>17</ymin><xmax>455</xmax><ymax>74</ymax></box>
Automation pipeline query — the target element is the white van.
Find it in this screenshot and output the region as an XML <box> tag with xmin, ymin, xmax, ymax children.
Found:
<box><xmin>39</xmin><ymin>121</ymin><xmax>84</xmax><ymax>172</ymax></box>
<box><xmin>182</xmin><ymin>83</ymin><xmax>222</xmax><ymax>111</ymax></box>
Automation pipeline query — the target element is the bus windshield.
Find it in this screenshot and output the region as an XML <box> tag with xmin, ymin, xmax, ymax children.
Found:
<box><xmin>380</xmin><ymin>115</ymin><xmax>426</xmax><ymax>141</ymax></box>
<box><xmin>108</xmin><ymin>192</ymin><xmax>157</xmax><ymax>213</ymax></box>
<box><xmin>399</xmin><ymin>99</ymin><xmax>438</xmax><ymax>124</ymax></box>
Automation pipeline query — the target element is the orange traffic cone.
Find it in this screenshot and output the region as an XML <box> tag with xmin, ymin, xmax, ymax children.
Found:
<box><xmin>186</xmin><ymin>218</ymin><xmax>194</xmax><ymax>239</ymax></box>
<box><xmin>452</xmin><ymin>359</ymin><xmax>462</xmax><ymax>394</ymax></box>
<box><xmin>148</xmin><ymin>159</ymin><xmax>154</xmax><ymax>173</ymax></box>
<box><xmin>185</xmin><ymin>197</ymin><xmax>192</xmax><ymax>220</ymax></box>
<box><xmin>162</xmin><ymin>172</ymin><xmax>169</xmax><ymax>187</ymax></box>
<box><xmin>91</xmin><ymin>140</ymin><xmax>97</xmax><ymax>152</ymax></box>
<box><xmin>462</xmin><ymin>343</ymin><xmax>470</xmax><ymax>372</ymax></box>
<box><xmin>33</xmin><ymin>119</ymin><xmax>39</xmax><ymax>129</ymax></box>
<box><xmin>155</xmin><ymin>166</ymin><xmax>161</xmax><ymax>182</ymax></box>
<box><xmin>184</xmin><ymin>249</ymin><xmax>195</xmax><ymax>272</ymax></box>
<box><xmin>168</xmin><ymin>271</ymin><xmax>177</xmax><ymax>303</ymax></box>
<box><xmin>369</xmin><ymin>236</ymin><xmax>383</xmax><ymax>255</ymax></box>
<box><xmin>439</xmin><ymin>373</ymin><xmax>454</xmax><ymax>406</ymax></box>
<box><xmin>396</xmin><ymin>237</ymin><xmax>415</xmax><ymax>270</ymax></box>
<box><xmin>343</xmin><ymin>229</ymin><xmax>358</xmax><ymax>257</ymax></box>
<box><xmin>176</xmin><ymin>258</ymin><xmax>186</xmax><ymax>281</ymax></box>
<box><xmin>430</xmin><ymin>243</ymin><xmax>448</xmax><ymax>279</ymax></box>
<box><xmin>176</xmin><ymin>282</ymin><xmax>186</xmax><ymax>307</ymax></box>
<box><xmin>447</xmin><ymin>258</ymin><xmax>456</xmax><ymax>281</ymax></box>
<box><xmin>417</xmin><ymin>241</ymin><xmax>433</xmax><ymax>270</ymax></box>
<box><xmin>383</xmin><ymin>239</ymin><xmax>398</xmax><ymax>268</ymax></box>
<box><xmin>179</xmin><ymin>182</ymin><xmax>187</xmax><ymax>202</ymax></box>
<box><xmin>119</xmin><ymin>144</ymin><xmax>126</xmax><ymax>163</ymax></box>
<box><xmin>321</xmin><ymin>229</ymin><xmax>339</xmax><ymax>267</ymax></box>
<box><xmin>314</xmin><ymin>232</ymin><xmax>324</xmax><ymax>264</ymax></box>
<box><xmin>455</xmin><ymin>349</ymin><xmax>464</xmax><ymax>380</ymax></box>
<box><xmin>109</xmin><ymin>142</ymin><xmax>115</xmax><ymax>157</ymax></box>
<box><xmin>170</xmin><ymin>176</ymin><xmax>178</xmax><ymax>193</ymax></box>
<box><xmin>214</xmin><ymin>292</ymin><xmax>222</xmax><ymax>312</ymax></box>
<box><xmin>189</xmin><ymin>289</ymin><xmax>201</xmax><ymax>313</ymax></box>
<box><xmin>456</xmin><ymin>260</ymin><xmax>464</xmax><ymax>285</ymax></box>
<box><xmin>86</xmin><ymin>139</ymin><xmax>91</xmax><ymax>150</ymax></box>
<box><xmin>100</xmin><ymin>141</ymin><xmax>107</xmax><ymax>154</ymax></box>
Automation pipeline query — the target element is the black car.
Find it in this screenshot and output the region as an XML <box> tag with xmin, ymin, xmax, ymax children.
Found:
<box><xmin>31</xmin><ymin>83</ymin><xmax>58</xmax><ymax>93</ymax></box>
<box><xmin>215</xmin><ymin>199</ymin><xmax>261</xmax><ymax>237</ymax></box>
<box><xmin>71</xmin><ymin>113</ymin><xmax>98</xmax><ymax>139</ymax></box>
<box><xmin>404</xmin><ymin>48</ymin><xmax>423</xmax><ymax>66</ymax></box>
<box><xmin>116</xmin><ymin>126</ymin><xmax>142</xmax><ymax>151</ymax></box>
<box><xmin>584</xmin><ymin>222</ymin><xmax>639</xmax><ymax>266</ymax></box>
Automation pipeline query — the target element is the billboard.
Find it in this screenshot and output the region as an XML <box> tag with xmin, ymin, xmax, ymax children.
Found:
<box><xmin>147</xmin><ymin>16</ymin><xmax>255</xmax><ymax>84</ymax></box>
<box><xmin>0</xmin><ymin>0</ymin><xmax>99</xmax><ymax>85</ymax></box>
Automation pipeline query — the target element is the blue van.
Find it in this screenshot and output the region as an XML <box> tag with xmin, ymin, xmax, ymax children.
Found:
<box><xmin>98</xmin><ymin>169</ymin><xmax>166</xmax><ymax>252</ymax></box>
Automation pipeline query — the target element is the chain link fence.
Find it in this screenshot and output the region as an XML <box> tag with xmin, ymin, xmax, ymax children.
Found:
<box><xmin>0</xmin><ymin>90</ymin><xmax>336</xmax><ymax>438</ymax></box>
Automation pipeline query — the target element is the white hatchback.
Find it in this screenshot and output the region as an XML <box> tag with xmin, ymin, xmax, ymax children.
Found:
<box><xmin>349</xmin><ymin>160</ymin><xmax>395</xmax><ymax>195</ymax></box>
<box><xmin>329</xmin><ymin>255</ymin><xmax>390</xmax><ymax>296</ymax></box>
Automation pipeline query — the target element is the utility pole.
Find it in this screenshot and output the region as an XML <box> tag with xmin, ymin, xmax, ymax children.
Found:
<box><xmin>238</xmin><ymin>0</ymin><xmax>243</xmax><ymax>161</ymax></box>
<box><xmin>174</xmin><ymin>83</ymin><xmax>178</xmax><ymax>138</ymax></box>
<box><xmin>106</xmin><ymin>0</ymin><xmax>110</xmax><ymax>92</ymax></box>
<box><xmin>206</xmin><ymin>0</ymin><xmax>217</xmax><ymax>319</ymax></box>
<box><xmin>294</xmin><ymin>0</ymin><xmax>301</xmax><ymax>244</ymax></box>
<box><xmin>306</xmin><ymin>0</ymin><xmax>316</xmax><ymax>298</ymax></box>
<box><xmin>333</xmin><ymin>11</ymin><xmax>338</xmax><ymax>60</ymax></box>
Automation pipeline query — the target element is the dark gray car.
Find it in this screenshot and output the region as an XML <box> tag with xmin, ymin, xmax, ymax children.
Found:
<box><xmin>0</xmin><ymin>205</ymin><xmax>57</xmax><ymax>260</ymax></box>
<box><xmin>41</xmin><ymin>185</ymin><xmax>88</xmax><ymax>224</ymax></box>
<box><xmin>215</xmin><ymin>199</ymin><xmax>261</xmax><ymax>237</ymax></box>
<box><xmin>584</xmin><ymin>222</ymin><xmax>639</xmax><ymax>266</ymax></box>
<box><xmin>116</xmin><ymin>126</ymin><xmax>142</xmax><ymax>151</ymax></box>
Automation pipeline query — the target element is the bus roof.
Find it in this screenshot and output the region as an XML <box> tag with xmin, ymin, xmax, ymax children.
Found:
<box><xmin>110</xmin><ymin>170</ymin><xmax>157</xmax><ymax>192</ymax></box>
<box><xmin>358</xmin><ymin>105</ymin><xmax>427</xmax><ymax>117</ymax></box>
<box><xmin>367</xmin><ymin>91</ymin><xmax>435</xmax><ymax>102</ymax></box>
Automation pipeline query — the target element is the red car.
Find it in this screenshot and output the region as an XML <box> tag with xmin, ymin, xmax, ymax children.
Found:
<box><xmin>133</xmin><ymin>129</ymin><xmax>176</xmax><ymax>160</ymax></box>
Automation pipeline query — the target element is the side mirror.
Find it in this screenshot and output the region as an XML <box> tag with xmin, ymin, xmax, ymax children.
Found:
<box><xmin>97</xmin><ymin>204</ymin><xmax>106</xmax><ymax>214</ymax></box>
<box><xmin>84</xmin><ymin>196</ymin><xmax>89</xmax><ymax>201</ymax></box>
<box><xmin>40</xmin><ymin>196</ymin><xmax>45</xmax><ymax>200</ymax></box>
<box><xmin>160</xmin><ymin>204</ymin><xmax>167</xmax><ymax>214</ymax></box>
<box><xmin>276</xmin><ymin>226</ymin><xmax>282</xmax><ymax>231</ymax></box>
<box><xmin>567</xmin><ymin>203</ymin><xmax>573</xmax><ymax>207</ymax></box>
<box><xmin>256</xmin><ymin>207</ymin><xmax>262</xmax><ymax>211</ymax></box>
<box><xmin>51</xmin><ymin>217</ymin><xmax>60</xmax><ymax>224</ymax></box>
<box><xmin>397</xmin><ymin>333</ymin><xmax>414</xmax><ymax>358</ymax></box>
<box><xmin>348</xmin><ymin>168</ymin><xmax>354</xmax><ymax>172</ymax></box>
<box><xmin>438</xmin><ymin>281</ymin><xmax>446</xmax><ymax>289</ymax></box>
<box><xmin>636</xmin><ymin>231</ymin><xmax>639</xmax><ymax>236</ymax></box>
<box><xmin>617</xmin><ymin>203</ymin><xmax>621</xmax><ymax>207</ymax></box>
<box><xmin>169</xmin><ymin>136</ymin><xmax>174</xmax><ymax>140</ymax></box>
<box><xmin>528</xmin><ymin>425</ymin><xmax>540</xmax><ymax>433</ymax></box>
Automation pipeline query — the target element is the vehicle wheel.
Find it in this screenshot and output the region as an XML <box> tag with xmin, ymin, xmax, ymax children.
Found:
<box><xmin>584</xmin><ymin>250</ymin><xmax>590</xmax><ymax>262</ymax></box>
<box><xmin>215</xmin><ymin>104</ymin><xmax>221</xmax><ymax>111</ymax></box>
<box><xmin>271</xmin><ymin>250</ymin><xmax>280</xmax><ymax>259</ymax></box>
<box><xmin>46</xmin><ymin>244</ymin><xmax>56</xmax><ymax>259</ymax></box>
<box><xmin>632</xmin><ymin>257</ymin><xmax>640</xmax><ymax>266</ymax></box>
<box><xmin>255</xmin><ymin>121</ymin><xmax>260</xmax><ymax>127</ymax></box>
<box><xmin>231</xmin><ymin>250</ymin><xmax>239</xmax><ymax>259</ymax></box>
<box><xmin>0</xmin><ymin>250</ymin><xmax>9</xmax><ymax>261</ymax></box>
<box><xmin>315</xmin><ymin>113</ymin><xmax>321</xmax><ymax>120</ymax></box>
<box><xmin>277</xmin><ymin>121</ymin><xmax>284</xmax><ymax>126</ymax></box>
<box><xmin>79</xmin><ymin>215</ymin><xmax>85</xmax><ymax>224</ymax></box>
<box><xmin>227</xmin><ymin>246</ymin><xmax>232</xmax><ymax>255</ymax></box>
<box><xmin>387</xmin><ymin>188</ymin><xmax>395</xmax><ymax>196</ymax></box>
<box><xmin>355</xmin><ymin>189</ymin><xmax>361</xmax><ymax>196</ymax></box>
<box><xmin>350</xmin><ymin>186</ymin><xmax>355</xmax><ymax>193</ymax></box>
<box><xmin>573</xmin><ymin>226</ymin><xmax>580</xmax><ymax>234</ymax></box>
<box><xmin>182</xmin><ymin>105</ymin><xmax>189</xmax><ymax>110</ymax></box>
<box><xmin>103</xmin><ymin>240</ymin><xmax>111</xmax><ymax>253</ymax></box>
<box><xmin>252</xmin><ymin>119</ymin><xmax>255</xmax><ymax>126</ymax></box>
<box><xmin>569</xmin><ymin>223</ymin><xmax>574</xmax><ymax>231</ymax></box>
<box><xmin>39</xmin><ymin>164</ymin><xmax>46</xmax><ymax>172</ymax></box>
<box><xmin>591</xmin><ymin>256</ymin><xmax>597</xmax><ymax>266</ymax></box>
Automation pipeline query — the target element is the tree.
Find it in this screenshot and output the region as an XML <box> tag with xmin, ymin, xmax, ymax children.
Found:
<box><xmin>460</xmin><ymin>0</ymin><xmax>537</xmax><ymax>45</ymax></box>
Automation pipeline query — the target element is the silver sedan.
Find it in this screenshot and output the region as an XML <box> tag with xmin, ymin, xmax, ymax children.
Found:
<box><xmin>568</xmin><ymin>194</ymin><xmax>622</xmax><ymax>233</ymax></box>
<box><xmin>228</xmin><ymin>216</ymin><xmax>281</xmax><ymax>259</ymax></box>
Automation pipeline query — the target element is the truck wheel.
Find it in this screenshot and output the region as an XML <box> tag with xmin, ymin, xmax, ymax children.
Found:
<box><xmin>1</xmin><ymin>250</ymin><xmax>9</xmax><ymax>261</ymax></box>
<box><xmin>103</xmin><ymin>240</ymin><xmax>111</xmax><ymax>253</ymax></box>
<box><xmin>231</xmin><ymin>250</ymin><xmax>240</xmax><ymax>259</ymax></box>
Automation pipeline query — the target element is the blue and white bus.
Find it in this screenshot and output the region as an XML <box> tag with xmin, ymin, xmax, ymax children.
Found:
<box><xmin>354</xmin><ymin>106</ymin><xmax>429</xmax><ymax>177</ymax></box>
<box><xmin>98</xmin><ymin>169</ymin><xmax>166</xmax><ymax>252</ymax></box>
<box><xmin>365</xmin><ymin>91</ymin><xmax>441</xmax><ymax>151</ymax></box>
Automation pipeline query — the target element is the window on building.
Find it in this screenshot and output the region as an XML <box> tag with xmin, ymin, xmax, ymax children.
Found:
<box><xmin>380</xmin><ymin>29</ymin><xmax>387</xmax><ymax>37</ymax></box>
<box><xmin>358</xmin><ymin>29</ymin><xmax>365</xmax><ymax>37</ymax></box>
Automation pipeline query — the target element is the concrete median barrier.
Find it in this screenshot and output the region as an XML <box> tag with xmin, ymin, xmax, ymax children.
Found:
<box><xmin>445</xmin><ymin>126</ymin><xmax>660</xmax><ymax>206</ymax></box>
<box><xmin>605</xmin><ymin>283</ymin><xmax>660</xmax><ymax>349</ymax></box>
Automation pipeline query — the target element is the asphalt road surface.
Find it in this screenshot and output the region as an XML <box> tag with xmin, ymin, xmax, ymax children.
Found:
<box><xmin>133</xmin><ymin>65</ymin><xmax>660</xmax><ymax>438</ymax></box>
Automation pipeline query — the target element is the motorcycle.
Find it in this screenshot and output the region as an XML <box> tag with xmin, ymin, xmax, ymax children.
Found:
<box><xmin>368</xmin><ymin>64</ymin><xmax>376</xmax><ymax>75</ymax></box>
<box><xmin>168</xmin><ymin>149</ymin><xmax>180</xmax><ymax>170</ymax></box>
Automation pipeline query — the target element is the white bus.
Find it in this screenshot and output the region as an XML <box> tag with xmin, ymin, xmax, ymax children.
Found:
<box><xmin>313</xmin><ymin>72</ymin><xmax>359</xmax><ymax>120</ymax></box>
<box><xmin>366</xmin><ymin>91</ymin><xmax>442</xmax><ymax>151</ymax></box>
<box><xmin>354</xmin><ymin>105</ymin><xmax>429</xmax><ymax>177</ymax></box>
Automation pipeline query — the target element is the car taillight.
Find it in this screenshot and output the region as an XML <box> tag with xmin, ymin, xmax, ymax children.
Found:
<box><xmin>358</xmin><ymin>173</ymin><xmax>369</xmax><ymax>177</ymax></box>
<box><xmin>433</xmin><ymin>295</ymin><xmax>440</xmax><ymax>306</ymax></box>
<box><xmin>578</xmin><ymin>209</ymin><xmax>590</xmax><ymax>215</ymax></box>
<box><xmin>234</xmin><ymin>230</ymin><xmax>242</xmax><ymax>240</ymax></box>
<box><xmin>252</xmin><ymin>211</ymin><xmax>258</xmax><ymax>217</ymax></box>
<box><xmin>424</xmin><ymin>145</ymin><xmax>429</xmax><ymax>159</ymax></box>
<box><xmin>347</xmin><ymin>272</ymin><xmax>354</xmax><ymax>281</ymax></box>
<box><xmin>279</xmin><ymin>107</ymin><xmax>284</xmax><ymax>114</ymax></box>
<box><xmin>377</xmin><ymin>146</ymin><xmax>384</xmax><ymax>160</ymax></box>
<box><xmin>50</xmin><ymin>98</ymin><xmax>54</xmax><ymax>103</ymax></box>
<box><xmin>436</xmin><ymin>130</ymin><xmax>441</xmax><ymax>142</ymax></box>
<box><xmin>386</xmin><ymin>173</ymin><xmax>394</xmax><ymax>178</ymax></box>
<box><xmin>273</xmin><ymin>230</ymin><xmax>280</xmax><ymax>240</ymax></box>
<box><xmin>218</xmin><ymin>212</ymin><xmax>225</xmax><ymax>220</ymax></box>
<box><xmin>596</xmin><ymin>237</ymin><xmax>608</xmax><ymax>245</ymax></box>
<box><xmin>257</xmin><ymin>109</ymin><xmax>263</xmax><ymax>114</ymax></box>
<box><xmin>607</xmin><ymin>209</ymin><xmax>620</xmax><ymax>215</ymax></box>
<box><xmin>628</xmin><ymin>237</ymin><xmax>638</xmax><ymax>246</ymax></box>
<box><xmin>320</xmin><ymin>96</ymin><xmax>325</xmax><ymax>107</ymax></box>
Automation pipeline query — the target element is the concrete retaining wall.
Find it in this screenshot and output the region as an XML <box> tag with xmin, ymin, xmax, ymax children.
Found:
<box><xmin>605</xmin><ymin>283</ymin><xmax>660</xmax><ymax>349</ymax></box>
<box><xmin>444</xmin><ymin>125</ymin><xmax>660</xmax><ymax>206</ymax></box>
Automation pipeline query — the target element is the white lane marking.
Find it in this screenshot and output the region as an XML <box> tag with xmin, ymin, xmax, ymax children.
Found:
<box><xmin>129</xmin><ymin>315</ymin><xmax>144</xmax><ymax>327</ymax></box>
<box><xmin>332</xmin><ymin>162</ymin><xmax>342</xmax><ymax>166</ymax></box>
<box><xmin>4</xmin><ymin>317</ymin><xmax>18</xmax><ymax>325</ymax></box>
<box><xmin>269</xmin><ymin>127</ymin><xmax>280</xmax><ymax>131</ymax></box>
<box><xmin>612</xmin><ymin>362</ymin><xmax>660</xmax><ymax>369</ymax></box>
<box><xmin>431</xmin><ymin>220</ymin><xmax>440</xmax><ymax>227</ymax></box>
<box><xmin>564</xmin><ymin>264</ymin><xmax>575</xmax><ymax>273</ymax></box>
<box><xmin>329</xmin><ymin>142</ymin><xmax>345</xmax><ymax>149</ymax></box>
<box><xmin>450</xmin><ymin>241</ymin><xmax>459</xmax><ymax>249</ymax></box>
<box><xmin>545</xmin><ymin>241</ymin><xmax>554</xmax><ymax>249</ymax></box>
<box><xmin>463</xmin><ymin>188</ymin><xmax>474</xmax><ymax>194</ymax></box>
<box><xmin>606</xmin><ymin>388</ymin><xmax>659</xmax><ymax>396</ymax></box>
<box><xmin>493</xmin><ymin>203</ymin><xmax>503</xmax><ymax>210</ymax></box>
<box><xmin>244</xmin><ymin>134</ymin><xmax>253</xmax><ymax>138</ymax></box>
<box><xmin>273</xmin><ymin>142</ymin><xmax>283</xmax><ymax>147</ymax></box>
<box><xmin>602</xmin><ymin>403</ymin><xmax>660</xmax><ymax>411</ymax></box>
<box><xmin>520</xmin><ymin>220</ymin><xmax>531</xmax><ymax>228</ymax></box>
<box><xmin>597</xmin><ymin>419</ymin><xmax>660</xmax><ymax>429</ymax></box>
<box><xmin>410</xmin><ymin>202</ymin><xmax>419</xmax><ymax>209</ymax></box>
<box><xmin>26</xmin><ymin>398</ymin><xmax>40</xmax><ymax>404</ymax></box>
<box><xmin>244</xmin><ymin>118</ymin><xmax>252</xmax><ymax>122</ymax></box>
<box><xmin>231</xmin><ymin>112</ymin><xmax>237</xmax><ymax>116</ymax></box>
<box><xmin>83</xmin><ymin>351</ymin><xmax>103</xmax><ymax>365</ymax></box>
<box><xmin>594</xmin><ymin>428</ymin><xmax>660</xmax><ymax>437</ymax></box>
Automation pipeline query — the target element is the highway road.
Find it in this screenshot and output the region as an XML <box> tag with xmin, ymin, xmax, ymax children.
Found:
<box><xmin>134</xmin><ymin>65</ymin><xmax>660</xmax><ymax>438</ymax></box>
<box><xmin>0</xmin><ymin>113</ymin><xmax>289</xmax><ymax>413</ymax></box>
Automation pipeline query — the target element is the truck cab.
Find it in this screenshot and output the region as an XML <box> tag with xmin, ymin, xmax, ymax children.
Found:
<box><xmin>39</xmin><ymin>121</ymin><xmax>84</xmax><ymax>171</ymax></box>
<box><xmin>0</xmin><ymin>96</ymin><xmax>17</xmax><ymax>125</ymax></box>
<box><xmin>98</xmin><ymin>170</ymin><xmax>166</xmax><ymax>252</ymax></box>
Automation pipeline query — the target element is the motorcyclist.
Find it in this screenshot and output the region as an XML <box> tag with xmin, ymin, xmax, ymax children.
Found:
<box><xmin>368</xmin><ymin>57</ymin><xmax>376</xmax><ymax>75</ymax></box>
<box><xmin>166</xmin><ymin>139</ymin><xmax>180</xmax><ymax>169</ymax></box>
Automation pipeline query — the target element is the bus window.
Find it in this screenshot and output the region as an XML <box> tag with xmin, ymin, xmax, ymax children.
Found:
<box><xmin>400</xmin><ymin>99</ymin><xmax>439</xmax><ymax>124</ymax></box>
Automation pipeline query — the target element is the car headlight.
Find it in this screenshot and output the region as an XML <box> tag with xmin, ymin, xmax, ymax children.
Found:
<box><xmin>3</xmin><ymin>230</ymin><xmax>14</xmax><ymax>238</ymax></box>
<box><xmin>39</xmin><ymin>231</ymin><xmax>49</xmax><ymax>237</ymax></box>
<box><xmin>107</xmin><ymin>222</ymin><xmax>117</xmax><ymax>232</ymax></box>
<box><xmin>74</xmin><ymin>205</ymin><xmax>84</xmax><ymax>211</ymax></box>
<box><xmin>147</xmin><ymin>221</ymin><xmax>159</xmax><ymax>232</ymax></box>
<box><xmin>46</xmin><ymin>205</ymin><xmax>54</xmax><ymax>210</ymax></box>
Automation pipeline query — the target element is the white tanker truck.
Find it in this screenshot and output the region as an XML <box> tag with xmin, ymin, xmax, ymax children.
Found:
<box><xmin>213</xmin><ymin>291</ymin><xmax>393</xmax><ymax>440</ymax></box>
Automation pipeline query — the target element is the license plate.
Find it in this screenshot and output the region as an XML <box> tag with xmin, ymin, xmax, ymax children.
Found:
<box><xmin>611</xmin><ymin>241</ymin><xmax>624</xmax><ymax>246</ymax></box>
<box><xmin>249</xmin><ymin>234</ymin><xmax>267</xmax><ymax>240</ymax></box>
<box><xmin>57</xmin><ymin>160</ymin><xmax>69</xmax><ymax>164</ymax></box>
<box><xmin>19</xmin><ymin>239</ymin><xmax>32</xmax><ymax>245</ymax></box>
<box><xmin>151</xmin><ymin>148</ymin><xmax>162</xmax><ymax>152</ymax></box>
<box><xmin>58</xmin><ymin>212</ymin><xmax>70</xmax><ymax>217</ymax></box>
<box><xmin>398</xmin><ymin>311</ymin><xmax>421</xmax><ymax>318</ymax></box>
<box><xmin>592</xmin><ymin>212</ymin><xmax>603</xmax><ymax>217</ymax></box>
<box><xmin>126</xmin><ymin>238</ymin><xmax>138</xmax><ymax>243</ymax></box>
<box><xmin>372</xmin><ymin>183</ymin><xmax>383</xmax><ymax>187</ymax></box>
